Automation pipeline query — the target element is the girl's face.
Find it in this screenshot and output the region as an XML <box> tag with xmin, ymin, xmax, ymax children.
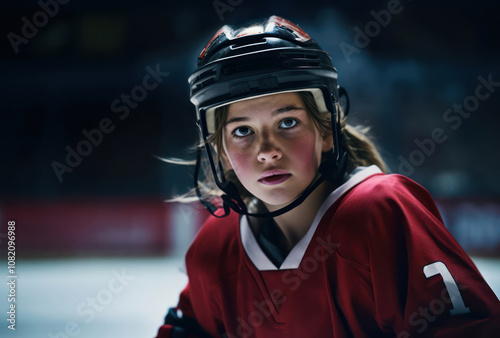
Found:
<box><xmin>222</xmin><ymin>92</ymin><xmax>333</xmax><ymax>207</ymax></box>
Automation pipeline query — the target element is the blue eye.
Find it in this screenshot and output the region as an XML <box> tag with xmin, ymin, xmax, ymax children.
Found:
<box><xmin>234</xmin><ymin>126</ymin><xmax>253</xmax><ymax>137</ymax></box>
<box><xmin>280</xmin><ymin>118</ymin><xmax>298</xmax><ymax>129</ymax></box>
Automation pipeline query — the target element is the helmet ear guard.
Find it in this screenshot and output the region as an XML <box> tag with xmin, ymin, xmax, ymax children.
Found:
<box><xmin>338</xmin><ymin>85</ymin><xmax>350</xmax><ymax>117</ymax></box>
<box><xmin>190</xmin><ymin>16</ymin><xmax>349</xmax><ymax>218</ymax></box>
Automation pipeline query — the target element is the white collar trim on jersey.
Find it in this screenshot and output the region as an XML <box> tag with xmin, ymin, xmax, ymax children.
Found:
<box><xmin>240</xmin><ymin>165</ymin><xmax>383</xmax><ymax>271</ymax></box>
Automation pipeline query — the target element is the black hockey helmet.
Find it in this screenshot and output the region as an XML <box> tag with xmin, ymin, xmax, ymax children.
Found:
<box><xmin>189</xmin><ymin>16</ymin><xmax>349</xmax><ymax>218</ymax></box>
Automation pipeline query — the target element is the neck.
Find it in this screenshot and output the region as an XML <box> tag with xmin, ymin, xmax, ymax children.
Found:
<box><xmin>262</xmin><ymin>181</ymin><xmax>334</xmax><ymax>251</ymax></box>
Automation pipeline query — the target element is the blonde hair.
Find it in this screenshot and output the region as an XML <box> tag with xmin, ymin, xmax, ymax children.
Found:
<box><xmin>167</xmin><ymin>91</ymin><xmax>387</xmax><ymax>203</ymax></box>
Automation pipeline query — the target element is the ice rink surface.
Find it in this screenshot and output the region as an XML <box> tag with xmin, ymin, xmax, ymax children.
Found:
<box><xmin>1</xmin><ymin>256</ymin><xmax>499</xmax><ymax>338</ymax></box>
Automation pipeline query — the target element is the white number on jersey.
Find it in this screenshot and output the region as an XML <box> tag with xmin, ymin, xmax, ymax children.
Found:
<box><xmin>423</xmin><ymin>261</ymin><xmax>471</xmax><ymax>316</ymax></box>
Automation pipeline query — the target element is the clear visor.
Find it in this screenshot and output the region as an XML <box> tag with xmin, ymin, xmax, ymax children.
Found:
<box><xmin>204</xmin><ymin>88</ymin><xmax>329</xmax><ymax>134</ymax></box>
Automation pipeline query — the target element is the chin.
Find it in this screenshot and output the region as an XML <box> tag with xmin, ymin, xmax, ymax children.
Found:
<box><xmin>257</xmin><ymin>190</ymin><xmax>301</xmax><ymax>209</ymax></box>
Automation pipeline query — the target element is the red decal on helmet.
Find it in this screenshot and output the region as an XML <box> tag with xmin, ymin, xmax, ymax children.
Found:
<box><xmin>269</xmin><ymin>16</ymin><xmax>312</xmax><ymax>42</ymax></box>
<box><xmin>199</xmin><ymin>26</ymin><xmax>227</xmax><ymax>60</ymax></box>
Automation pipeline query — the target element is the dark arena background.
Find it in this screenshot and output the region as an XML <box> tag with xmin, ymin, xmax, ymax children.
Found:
<box><xmin>0</xmin><ymin>0</ymin><xmax>499</xmax><ymax>336</ymax></box>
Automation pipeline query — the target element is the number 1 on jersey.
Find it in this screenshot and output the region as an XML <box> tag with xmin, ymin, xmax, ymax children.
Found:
<box><xmin>423</xmin><ymin>261</ymin><xmax>471</xmax><ymax>316</ymax></box>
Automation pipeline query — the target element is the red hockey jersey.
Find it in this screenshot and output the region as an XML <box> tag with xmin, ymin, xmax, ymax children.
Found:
<box><xmin>156</xmin><ymin>166</ymin><xmax>500</xmax><ymax>337</ymax></box>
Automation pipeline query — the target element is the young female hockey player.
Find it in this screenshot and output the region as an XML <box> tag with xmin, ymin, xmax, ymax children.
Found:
<box><xmin>156</xmin><ymin>16</ymin><xmax>499</xmax><ymax>337</ymax></box>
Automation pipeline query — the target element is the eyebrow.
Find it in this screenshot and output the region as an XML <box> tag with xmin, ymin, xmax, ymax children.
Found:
<box><xmin>225</xmin><ymin>105</ymin><xmax>305</xmax><ymax>126</ymax></box>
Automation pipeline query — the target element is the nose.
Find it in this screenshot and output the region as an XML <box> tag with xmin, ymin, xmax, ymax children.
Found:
<box><xmin>257</xmin><ymin>134</ymin><xmax>282</xmax><ymax>163</ymax></box>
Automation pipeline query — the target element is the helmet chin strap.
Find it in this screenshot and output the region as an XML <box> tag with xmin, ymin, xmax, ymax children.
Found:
<box><xmin>194</xmin><ymin>146</ymin><xmax>347</xmax><ymax>219</ymax></box>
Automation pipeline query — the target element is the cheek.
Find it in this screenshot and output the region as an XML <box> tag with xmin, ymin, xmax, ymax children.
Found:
<box><xmin>225</xmin><ymin>146</ymin><xmax>253</xmax><ymax>179</ymax></box>
<box><xmin>288</xmin><ymin>134</ymin><xmax>322</xmax><ymax>170</ymax></box>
